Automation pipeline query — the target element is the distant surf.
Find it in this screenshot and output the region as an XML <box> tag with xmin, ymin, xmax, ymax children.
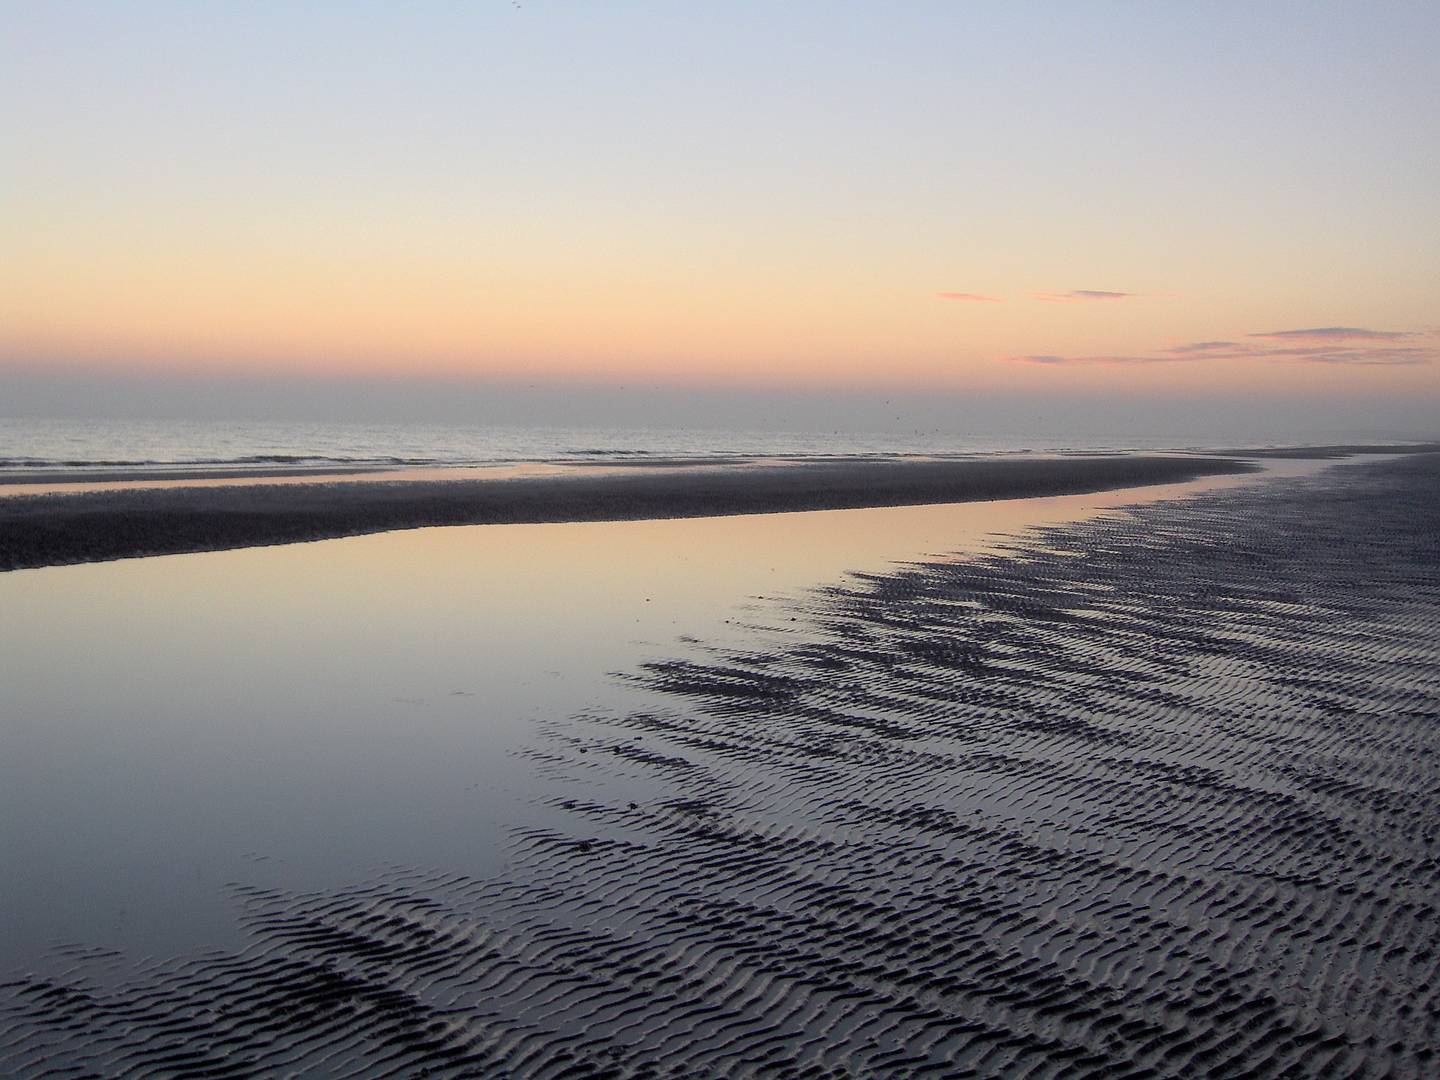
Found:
<box><xmin>5</xmin><ymin>416</ymin><xmax>1432</xmax><ymax>477</ymax></box>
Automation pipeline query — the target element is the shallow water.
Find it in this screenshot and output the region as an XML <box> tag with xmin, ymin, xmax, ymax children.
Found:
<box><xmin>0</xmin><ymin>458</ymin><xmax>1327</xmax><ymax>971</ymax></box>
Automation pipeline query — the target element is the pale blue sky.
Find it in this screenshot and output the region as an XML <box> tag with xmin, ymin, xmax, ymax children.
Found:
<box><xmin>4</xmin><ymin>2</ymin><xmax>1437</xmax><ymax>431</ymax></box>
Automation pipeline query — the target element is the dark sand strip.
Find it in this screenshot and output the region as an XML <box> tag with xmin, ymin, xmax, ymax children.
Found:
<box><xmin>0</xmin><ymin>454</ymin><xmax>1252</xmax><ymax>571</ymax></box>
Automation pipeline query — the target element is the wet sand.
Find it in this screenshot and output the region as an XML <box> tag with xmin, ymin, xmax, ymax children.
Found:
<box><xmin>0</xmin><ymin>453</ymin><xmax>1253</xmax><ymax>571</ymax></box>
<box><xmin>2</xmin><ymin>453</ymin><xmax>1437</xmax><ymax>1076</ymax></box>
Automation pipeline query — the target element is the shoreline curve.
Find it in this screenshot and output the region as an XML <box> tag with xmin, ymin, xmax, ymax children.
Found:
<box><xmin>0</xmin><ymin>454</ymin><xmax>1263</xmax><ymax>572</ymax></box>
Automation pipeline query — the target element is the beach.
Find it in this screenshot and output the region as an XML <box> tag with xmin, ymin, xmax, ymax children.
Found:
<box><xmin>1</xmin><ymin>451</ymin><xmax>1437</xmax><ymax>1076</ymax></box>
<box><xmin>7</xmin><ymin>1</ymin><xmax>1438</xmax><ymax>1074</ymax></box>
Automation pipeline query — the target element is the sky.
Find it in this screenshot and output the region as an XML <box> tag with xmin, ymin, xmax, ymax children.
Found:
<box><xmin>3</xmin><ymin>1</ymin><xmax>1438</xmax><ymax>433</ymax></box>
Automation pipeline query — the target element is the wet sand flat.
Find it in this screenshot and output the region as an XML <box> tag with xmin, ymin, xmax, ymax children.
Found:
<box><xmin>2</xmin><ymin>453</ymin><xmax>1437</xmax><ymax>1077</ymax></box>
<box><xmin>0</xmin><ymin>454</ymin><xmax>1251</xmax><ymax>571</ymax></box>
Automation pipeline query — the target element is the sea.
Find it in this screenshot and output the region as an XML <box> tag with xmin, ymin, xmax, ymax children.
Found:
<box><xmin>0</xmin><ymin>416</ymin><xmax>1419</xmax><ymax>474</ymax></box>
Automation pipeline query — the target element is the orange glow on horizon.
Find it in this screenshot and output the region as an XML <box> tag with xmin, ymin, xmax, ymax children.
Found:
<box><xmin>6</xmin><ymin>248</ymin><xmax>1438</xmax><ymax>398</ymax></box>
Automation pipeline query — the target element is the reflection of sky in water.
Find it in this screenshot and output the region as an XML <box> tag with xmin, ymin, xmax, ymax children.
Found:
<box><xmin>0</xmin><ymin>459</ymin><xmax>1330</xmax><ymax>972</ymax></box>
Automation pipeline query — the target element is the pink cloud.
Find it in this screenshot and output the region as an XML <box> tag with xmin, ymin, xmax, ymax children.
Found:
<box><xmin>1166</xmin><ymin>340</ymin><xmax>1238</xmax><ymax>354</ymax></box>
<box><xmin>1006</xmin><ymin>330</ymin><xmax>1435</xmax><ymax>368</ymax></box>
<box><xmin>1004</xmin><ymin>353</ymin><xmax>1194</xmax><ymax>366</ymax></box>
<box><xmin>1268</xmin><ymin>347</ymin><xmax>1431</xmax><ymax>366</ymax></box>
<box><xmin>1031</xmin><ymin>290</ymin><xmax>1133</xmax><ymax>303</ymax></box>
<box><xmin>1247</xmin><ymin>326</ymin><xmax>1413</xmax><ymax>341</ymax></box>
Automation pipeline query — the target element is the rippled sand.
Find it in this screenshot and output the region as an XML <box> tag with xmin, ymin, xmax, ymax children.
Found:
<box><xmin>3</xmin><ymin>454</ymin><xmax>1437</xmax><ymax>1077</ymax></box>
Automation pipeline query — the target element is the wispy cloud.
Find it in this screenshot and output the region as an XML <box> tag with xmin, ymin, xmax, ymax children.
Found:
<box><xmin>935</xmin><ymin>292</ymin><xmax>1002</xmax><ymax>303</ymax></box>
<box><xmin>1007</xmin><ymin>328</ymin><xmax>1436</xmax><ymax>367</ymax></box>
<box><xmin>1004</xmin><ymin>353</ymin><xmax>1195</xmax><ymax>366</ymax></box>
<box><xmin>1248</xmin><ymin>326</ymin><xmax>1413</xmax><ymax>341</ymax></box>
<box><xmin>1269</xmin><ymin>347</ymin><xmax>1431</xmax><ymax>366</ymax></box>
<box><xmin>1166</xmin><ymin>340</ymin><xmax>1237</xmax><ymax>354</ymax></box>
<box><xmin>1031</xmin><ymin>290</ymin><xmax>1132</xmax><ymax>303</ymax></box>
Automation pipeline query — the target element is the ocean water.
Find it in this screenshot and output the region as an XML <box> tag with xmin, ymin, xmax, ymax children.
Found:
<box><xmin>0</xmin><ymin>416</ymin><xmax>1378</xmax><ymax>473</ymax></box>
